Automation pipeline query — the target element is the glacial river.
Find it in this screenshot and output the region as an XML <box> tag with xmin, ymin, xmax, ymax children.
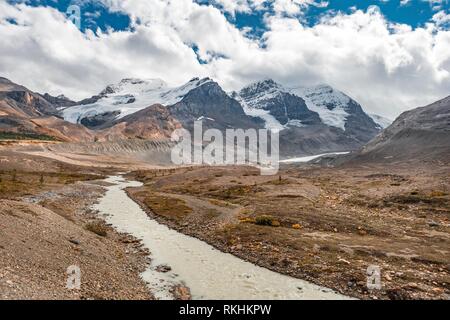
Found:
<box><xmin>94</xmin><ymin>176</ymin><xmax>350</xmax><ymax>300</ymax></box>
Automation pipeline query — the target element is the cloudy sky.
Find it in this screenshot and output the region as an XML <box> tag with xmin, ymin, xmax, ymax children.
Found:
<box><xmin>1</xmin><ymin>0</ymin><xmax>449</xmax><ymax>118</ymax></box>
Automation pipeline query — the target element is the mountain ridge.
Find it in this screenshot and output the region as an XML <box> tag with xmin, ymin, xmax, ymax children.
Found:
<box><xmin>0</xmin><ymin>75</ymin><xmax>411</xmax><ymax>159</ymax></box>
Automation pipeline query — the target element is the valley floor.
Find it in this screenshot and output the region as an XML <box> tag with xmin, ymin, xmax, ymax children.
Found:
<box><xmin>127</xmin><ymin>163</ymin><xmax>450</xmax><ymax>300</ymax></box>
<box><xmin>1</xmin><ymin>144</ymin><xmax>449</xmax><ymax>300</ymax></box>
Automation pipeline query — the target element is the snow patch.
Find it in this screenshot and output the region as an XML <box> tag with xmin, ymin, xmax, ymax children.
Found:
<box><xmin>197</xmin><ymin>116</ymin><xmax>215</xmax><ymax>122</ymax></box>
<box><xmin>290</xmin><ymin>85</ymin><xmax>349</xmax><ymax>131</ymax></box>
<box><xmin>235</xmin><ymin>95</ymin><xmax>285</xmax><ymax>133</ymax></box>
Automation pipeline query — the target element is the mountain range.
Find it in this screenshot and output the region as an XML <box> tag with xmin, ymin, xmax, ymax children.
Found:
<box><xmin>2</xmin><ymin>75</ymin><xmax>447</xmax><ymax>162</ymax></box>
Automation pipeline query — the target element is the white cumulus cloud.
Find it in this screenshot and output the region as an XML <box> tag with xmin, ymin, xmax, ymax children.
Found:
<box><xmin>0</xmin><ymin>0</ymin><xmax>449</xmax><ymax>119</ymax></box>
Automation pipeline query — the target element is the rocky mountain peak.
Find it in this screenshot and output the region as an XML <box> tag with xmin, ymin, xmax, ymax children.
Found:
<box><xmin>187</xmin><ymin>77</ymin><xmax>212</xmax><ymax>84</ymax></box>
<box><xmin>0</xmin><ymin>75</ymin><xmax>404</xmax><ymax>158</ymax></box>
<box><xmin>292</xmin><ymin>84</ymin><xmax>350</xmax><ymax>112</ymax></box>
<box><xmin>237</xmin><ymin>79</ymin><xmax>321</xmax><ymax>129</ymax></box>
<box><xmin>41</xmin><ymin>93</ymin><xmax>77</xmax><ymax>108</ymax></box>
<box><xmin>238</xmin><ymin>79</ymin><xmax>282</xmax><ymax>98</ymax></box>
<box><xmin>101</xmin><ymin>78</ymin><xmax>168</xmax><ymax>96</ymax></box>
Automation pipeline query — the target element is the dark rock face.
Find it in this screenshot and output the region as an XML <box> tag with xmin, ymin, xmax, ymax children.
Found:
<box><xmin>100</xmin><ymin>85</ymin><xmax>117</xmax><ymax>96</ymax></box>
<box><xmin>170</xmin><ymin>81</ymin><xmax>263</xmax><ymax>132</ymax></box>
<box><xmin>80</xmin><ymin>111</ymin><xmax>121</xmax><ymax>129</ymax></box>
<box><xmin>343</xmin><ymin>99</ymin><xmax>381</xmax><ymax>144</ymax></box>
<box><xmin>41</xmin><ymin>93</ymin><xmax>77</xmax><ymax>108</ymax></box>
<box><xmin>77</xmin><ymin>95</ymin><xmax>103</xmax><ymax>105</ymax></box>
<box><xmin>282</xmin><ymin>93</ymin><xmax>322</xmax><ymax>125</ymax></box>
<box><xmin>0</xmin><ymin>77</ymin><xmax>13</xmax><ymax>84</ymax></box>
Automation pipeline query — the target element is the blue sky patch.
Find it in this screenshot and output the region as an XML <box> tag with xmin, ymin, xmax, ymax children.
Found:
<box><xmin>7</xmin><ymin>0</ymin><xmax>449</xmax><ymax>34</ymax></box>
<box><xmin>7</xmin><ymin>0</ymin><xmax>131</xmax><ymax>33</ymax></box>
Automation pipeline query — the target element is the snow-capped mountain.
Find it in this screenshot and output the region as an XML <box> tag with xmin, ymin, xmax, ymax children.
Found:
<box><xmin>62</xmin><ymin>77</ymin><xmax>213</xmax><ymax>128</ymax></box>
<box><xmin>56</xmin><ymin>76</ymin><xmax>383</xmax><ymax>156</ymax></box>
<box><xmin>233</xmin><ymin>79</ymin><xmax>382</xmax><ymax>156</ymax></box>
<box><xmin>235</xmin><ymin>80</ymin><xmax>380</xmax><ymax>134</ymax></box>
<box><xmin>3</xmin><ymin>75</ymin><xmax>447</xmax><ymax>160</ymax></box>
<box><xmin>232</xmin><ymin>79</ymin><xmax>321</xmax><ymax>132</ymax></box>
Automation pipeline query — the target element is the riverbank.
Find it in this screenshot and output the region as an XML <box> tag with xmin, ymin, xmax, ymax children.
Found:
<box><xmin>97</xmin><ymin>176</ymin><xmax>347</xmax><ymax>300</ymax></box>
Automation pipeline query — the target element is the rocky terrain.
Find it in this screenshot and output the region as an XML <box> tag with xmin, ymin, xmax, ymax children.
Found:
<box><xmin>127</xmin><ymin>163</ymin><xmax>450</xmax><ymax>300</ymax></box>
<box><xmin>96</xmin><ymin>104</ymin><xmax>182</xmax><ymax>141</ymax></box>
<box><xmin>0</xmin><ymin>150</ymin><xmax>153</xmax><ymax>300</ymax></box>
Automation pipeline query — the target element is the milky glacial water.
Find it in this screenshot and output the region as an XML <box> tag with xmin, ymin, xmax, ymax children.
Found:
<box><xmin>279</xmin><ymin>152</ymin><xmax>350</xmax><ymax>164</ymax></box>
<box><xmin>94</xmin><ymin>176</ymin><xmax>350</xmax><ymax>300</ymax></box>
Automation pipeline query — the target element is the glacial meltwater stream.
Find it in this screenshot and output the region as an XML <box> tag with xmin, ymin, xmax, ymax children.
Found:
<box><xmin>94</xmin><ymin>176</ymin><xmax>350</xmax><ymax>300</ymax></box>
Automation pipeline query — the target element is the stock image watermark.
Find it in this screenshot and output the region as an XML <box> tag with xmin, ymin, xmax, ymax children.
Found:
<box><xmin>171</xmin><ymin>121</ymin><xmax>280</xmax><ymax>175</ymax></box>
<box><xmin>367</xmin><ymin>265</ymin><xmax>382</xmax><ymax>290</ymax></box>
<box><xmin>67</xmin><ymin>4</ymin><xmax>81</xmax><ymax>30</ymax></box>
<box><xmin>66</xmin><ymin>265</ymin><xmax>81</xmax><ymax>290</ymax></box>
